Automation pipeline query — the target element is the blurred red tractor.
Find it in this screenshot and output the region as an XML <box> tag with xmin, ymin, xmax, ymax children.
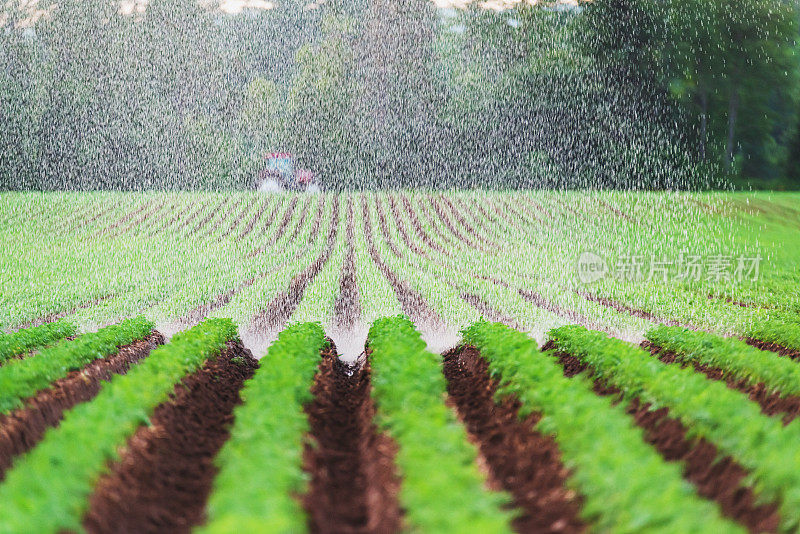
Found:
<box><xmin>256</xmin><ymin>152</ymin><xmax>319</xmax><ymax>192</ymax></box>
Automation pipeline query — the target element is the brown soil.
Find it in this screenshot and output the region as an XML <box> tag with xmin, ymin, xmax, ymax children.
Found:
<box><xmin>218</xmin><ymin>198</ymin><xmax>254</xmax><ymax>239</ymax></box>
<box><xmin>69</xmin><ymin>203</ymin><xmax>118</xmax><ymax>232</ymax></box>
<box><xmin>307</xmin><ymin>194</ymin><xmax>328</xmax><ymax>245</ymax></box>
<box><xmin>414</xmin><ymin>197</ymin><xmax>460</xmax><ymax>249</ymax></box>
<box><xmin>17</xmin><ymin>294</ymin><xmax>114</xmax><ymax>331</ymax></box>
<box><xmin>83</xmin><ymin>342</ymin><xmax>258</xmax><ymax>534</ymax></box>
<box><xmin>460</xmin><ymin>293</ymin><xmax>520</xmax><ymax>328</ymax></box>
<box><xmin>0</xmin><ymin>333</ymin><xmax>164</xmax><ymax>481</ymax></box>
<box><xmin>250</xmin><ymin>197</ymin><xmax>341</xmax><ymax>331</ymax></box>
<box><xmin>175</xmin><ymin>199</ymin><xmax>217</xmax><ymax>234</ymax></box>
<box><xmin>745</xmin><ymin>338</ymin><xmax>800</xmax><ymax>361</ymax></box>
<box><xmin>574</xmin><ymin>289</ymin><xmax>687</xmax><ymax>327</ymax></box>
<box><xmin>393</xmin><ymin>195</ymin><xmax>450</xmax><ymax>257</ymax></box>
<box><xmin>518</xmin><ymin>289</ymin><xmax>601</xmax><ymax>331</ymax></box>
<box><xmin>110</xmin><ymin>201</ymin><xmax>169</xmax><ymax>239</ymax></box>
<box><xmin>549</xmin><ymin>345</ymin><xmax>781</xmax><ymax>533</ymax></box>
<box><xmin>303</xmin><ymin>345</ymin><xmax>402</xmax><ymax>534</ymax></box>
<box><xmin>707</xmin><ymin>294</ymin><xmax>774</xmax><ymax>310</ymax></box>
<box><xmin>374</xmin><ymin>196</ymin><xmax>404</xmax><ymax>258</ymax></box>
<box><xmin>427</xmin><ymin>196</ymin><xmax>487</xmax><ymax>251</ymax></box>
<box><xmin>190</xmin><ymin>197</ymin><xmax>234</xmax><ymax>236</ymax></box>
<box><xmin>363</xmin><ymin>197</ymin><xmax>442</xmax><ymax>327</ymax></box>
<box><xmin>236</xmin><ymin>197</ymin><xmax>272</xmax><ymax>240</ymax></box>
<box><xmin>643</xmin><ymin>343</ymin><xmax>800</xmax><ymax>425</ymax></box>
<box><xmin>333</xmin><ymin>204</ymin><xmax>361</xmax><ymax>330</ymax></box>
<box><xmin>443</xmin><ymin>347</ymin><xmax>585</xmax><ymax>533</ymax></box>
<box><xmin>101</xmin><ymin>199</ymin><xmax>159</xmax><ymax>237</ymax></box>
<box><xmin>597</xmin><ymin>200</ymin><xmax>636</xmax><ymax>223</ymax></box>
<box><xmin>199</xmin><ymin>198</ymin><xmax>244</xmax><ymax>240</ymax></box>
<box><xmin>247</xmin><ymin>196</ymin><xmax>299</xmax><ymax>258</ymax></box>
<box><xmin>288</xmin><ymin>196</ymin><xmax>314</xmax><ymax>242</ymax></box>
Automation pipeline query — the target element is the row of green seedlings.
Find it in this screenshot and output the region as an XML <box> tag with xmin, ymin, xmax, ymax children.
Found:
<box><xmin>0</xmin><ymin>317</ymin><xmax>152</xmax><ymax>414</ymax></box>
<box><xmin>463</xmin><ymin>321</ymin><xmax>741</xmax><ymax>533</ymax></box>
<box><xmin>0</xmin><ymin>319</ymin><xmax>77</xmax><ymax>365</ymax></box>
<box><xmin>646</xmin><ymin>325</ymin><xmax>800</xmax><ymax>402</ymax></box>
<box><xmin>548</xmin><ymin>324</ymin><xmax>800</xmax><ymax>532</ymax></box>
<box><xmin>0</xmin><ymin>318</ymin><xmax>238</xmax><ymax>533</ymax></box>
<box><xmin>202</xmin><ymin>316</ymin><xmax>513</xmax><ymax>533</ymax></box>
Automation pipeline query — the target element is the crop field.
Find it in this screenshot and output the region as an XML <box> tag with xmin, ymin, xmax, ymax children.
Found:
<box><xmin>1</xmin><ymin>191</ymin><xmax>800</xmax><ymax>533</ymax></box>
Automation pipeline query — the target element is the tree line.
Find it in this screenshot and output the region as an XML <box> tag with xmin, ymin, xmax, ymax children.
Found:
<box><xmin>0</xmin><ymin>0</ymin><xmax>798</xmax><ymax>190</ymax></box>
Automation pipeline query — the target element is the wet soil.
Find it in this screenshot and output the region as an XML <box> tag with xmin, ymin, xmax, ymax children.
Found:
<box><xmin>83</xmin><ymin>342</ymin><xmax>258</xmax><ymax>534</ymax></box>
<box><xmin>362</xmin><ymin>197</ymin><xmax>441</xmax><ymax>327</ymax></box>
<box><xmin>303</xmin><ymin>345</ymin><xmax>402</xmax><ymax>534</ymax></box>
<box><xmin>442</xmin><ymin>347</ymin><xmax>585</xmax><ymax>533</ymax></box>
<box><xmin>333</xmin><ymin>205</ymin><xmax>362</xmax><ymax>330</ymax></box>
<box><xmin>745</xmin><ymin>338</ymin><xmax>800</xmax><ymax>361</ymax></box>
<box><xmin>0</xmin><ymin>333</ymin><xmax>164</xmax><ymax>481</ymax></box>
<box><xmin>250</xmin><ymin>197</ymin><xmax>340</xmax><ymax>331</ymax></box>
<box><xmin>549</xmin><ymin>344</ymin><xmax>780</xmax><ymax>533</ymax></box>
<box><xmin>643</xmin><ymin>343</ymin><xmax>800</xmax><ymax>425</ymax></box>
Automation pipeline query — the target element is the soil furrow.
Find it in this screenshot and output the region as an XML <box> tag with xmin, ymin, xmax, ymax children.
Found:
<box><xmin>219</xmin><ymin>198</ymin><xmax>257</xmax><ymax>240</ymax></box>
<box><xmin>427</xmin><ymin>195</ymin><xmax>485</xmax><ymax>251</ymax></box>
<box><xmin>333</xmin><ymin>204</ymin><xmax>361</xmax><ymax>330</ymax></box>
<box><xmin>574</xmin><ymin>289</ymin><xmax>687</xmax><ymax>327</ymax></box>
<box><xmin>394</xmin><ymin>195</ymin><xmax>451</xmax><ymax>257</ymax></box>
<box><xmin>288</xmin><ymin>196</ymin><xmax>313</xmax><ymax>242</ymax></box>
<box><xmin>362</xmin><ymin>197</ymin><xmax>442</xmax><ymax>327</ymax></box>
<box><xmin>443</xmin><ymin>347</ymin><xmax>585</xmax><ymax>534</ymax></box>
<box><xmin>247</xmin><ymin>196</ymin><xmax>299</xmax><ymax>258</ymax></box>
<box><xmin>383</xmin><ymin>195</ymin><xmax>429</xmax><ymax>258</ymax></box>
<box><xmin>307</xmin><ymin>194</ymin><xmax>327</xmax><ymax>245</ymax></box>
<box><xmin>17</xmin><ymin>294</ymin><xmax>114</xmax><ymax>331</ymax></box>
<box><xmin>83</xmin><ymin>342</ymin><xmax>258</xmax><ymax>534</ymax></box>
<box><xmin>185</xmin><ymin>198</ymin><xmax>229</xmax><ymax>236</ymax></box>
<box><xmin>198</xmin><ymin>198</ymin><xmax>243</xmax><ymax>240</ymax></box>
<box><xmin>548</xmin><ymin>344</ymin><xmax>780</xmax><ymax>533</ymax></box>
<box><xmin>153</xmin><ymin>199</ymin><xmax>209</xmax><ymax>237</ymax></box>
<box><xmin>460</xmin><ymin>293</ymin><xmax>519</xmax><ymax>328</ymax></box>
<box><xmin>414</xmin><ymin>197</ymin><xmax>460</xmax><ymax>249</ymax></box>
<box><xmin>518</xmin><ymin>289</ymin><xmax>602</xmax><ymax>331</ymax></box>
<box><xmin>100</xmin><ymin>199</ymin><xmax>159</xmax><ymax>237</ymax></box>
<box><xmin>236</xmin><ymin>197</ymin><xmax>272</xmax><ymax>240</ymax></box>
<box><xmin>0</xmin><ymin>333</ymin><xmax>164</xmax><ymax>481</ymax></box>
<box><xmin>303</xmin><ymin>344</ymin><xmax>402</xmax><ymax>534</ymax></box>
<box><xmin>644</xmin><ymin>343</ymin><xmax>800</xmax><ymax>424</ymax></box>
<box><xmin>745</xmin><ymin>338</ymin><xmax>800</xmax><ymax>361</ymax></box>
<box><xmin>374</xmin><ymin>197</ymin><xmax>404</xmax><ymax>258</ymax></box>
<box><xmin>250</xmin><ymin>197</ymin><xmax>340</xmax><ymax>331</ymax></box>
<box><xmin>110</xmin><ymin>200</ymin><xmax>170</xmax><ymax>239</ymax></box>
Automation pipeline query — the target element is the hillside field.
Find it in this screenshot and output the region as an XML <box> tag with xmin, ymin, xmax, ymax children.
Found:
<box><xmin>1</xmin><ymin>190</ymin><xmax>800</xmax><ymax>532</ymax></box>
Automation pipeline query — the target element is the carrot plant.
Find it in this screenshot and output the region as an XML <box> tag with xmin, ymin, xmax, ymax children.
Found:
<box><xmin>647</xmin><ymin>325</ymin><xmax>800</xmax><ymax>396</ymax></box>
<box><xmin>201</xmin><ymin>322</ymin><xmax>326</xmax><ymax>533</ymax></box>
<box><xmin>464</xmin><ymin>321</ymin><xmax>741</xmax><ymax>533</ymax></box>
<box><xmin>0</xmin><ymin>319</ymin><xmax>77</xmax><ymax>364</ymax></box>
<box><xmin>0</xmin><ymin>316</ymin><xmax>153</xmax><ymax>414</ymax></box>
<box><xmin>368</xmin><ymin>315</ymin><xmax>514</xmax><ymax>534</ymax></box>
<box><xmin>549</xmin><ymin>324</ymin><xmax>800</xmax><ymax>532</ymax></box>
<box><xmin>0</xmin><ymin>318</ymin><xmax>237</xmax><ymax>534</ymax></box>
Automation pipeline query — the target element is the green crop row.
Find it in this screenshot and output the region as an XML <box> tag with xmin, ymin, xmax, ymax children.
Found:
<box><xmin>463</xmin><ymin>321</ymin><xmax>740</xmax><ymax>533</ymax></box>
<box><xmin>647</xmin><ymin>325</ymin><xmax>800</xmax><ymax>397</ymax></box>
<box><xmin>745</xmin><ymin>318</ymin><xmax>800</xmax><ymax>353</ymax></box>
<box><xmin>201</xmin><ymin>322</ymin><xmax>326</xmax><ymax>533</ymax></box>
<box><xmin>0</xmin><ymin>319</ymin><xmax>77</xmax><ymax>364</ymax></box>
<box><xmin>0</xmin><ymin>316</ymin><xmax>153</xmax><ymax>414</ymax></box>
<box><xmin>0</xmin><ymin>318</ymin><xmax>238</xmax><ymax>534</ymax></box>
<box><xmin>548</xmin><ymin>325</ymin><xmax>800</xmax><ymax>532</ymax></box>
<box><xmin>368</xmin><ymin>316</ymin><xmax>514</xmax><ymax>533</ymax></box>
